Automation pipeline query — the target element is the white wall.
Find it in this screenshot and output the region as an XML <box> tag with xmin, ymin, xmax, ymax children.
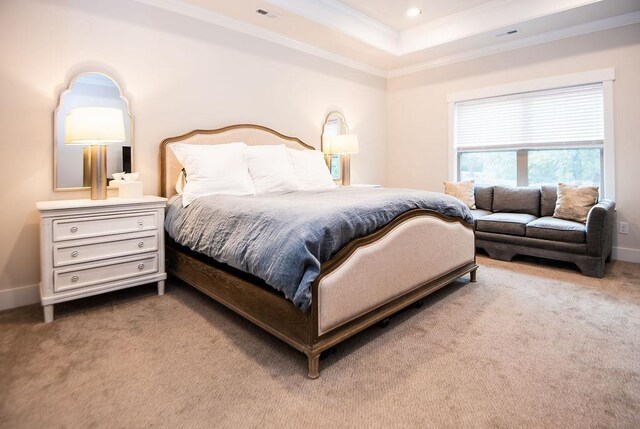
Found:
<box><xmin>0</xmin><ymin>0</ymin><xmax>387</xmax><ymax>301</ymax></box>
<box><xmin>387</xmin><ymin>23</ymin><xmax>640</xmax><ymax>262</ymax></box>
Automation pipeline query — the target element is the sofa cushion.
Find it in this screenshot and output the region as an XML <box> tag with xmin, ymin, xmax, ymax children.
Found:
<box><xmin>470</xmin><ymin>209</ymin><xmax>492</xmax><ymax>224</ymax></box>
<box><xmin>540</xmin><ymin>185</ymin><xmax>558</xmax><ymax>217</ymax></box>
<box><xmin>476</xmin><ymin>213</ymin><xmax>538</xmax><ymax>236</ymax></box>
<box><xmin>474</xmin><ymin>186</ymin><xmax>494</xmax><ymax>211</ymax></box>
<box><xmin>493</xmin><ymin>186</ymin><xmax>541</xmax><ymax>216</ymax></box>
<box><xmin>526</xmin><ymin>216</ymin><xmax>586</xmax><ymax>244</ymax></box>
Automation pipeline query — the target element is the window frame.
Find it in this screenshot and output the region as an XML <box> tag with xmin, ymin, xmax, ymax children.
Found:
<box><xmin>447</xmin><ymin>69</ymin><xmax>615</xmax><ymax>199</ymax></box>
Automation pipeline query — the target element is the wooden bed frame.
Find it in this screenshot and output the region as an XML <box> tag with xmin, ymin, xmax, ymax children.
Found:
<box><xmin>160</xmin><ymin>124</ymin><xmax>478</xmax><ymax>378</ymax></box>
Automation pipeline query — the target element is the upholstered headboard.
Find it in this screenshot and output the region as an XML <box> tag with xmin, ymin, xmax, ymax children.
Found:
<box><xmin>159</xmin><ymin>124</ymin><xmax>315</xmax><ymax>198</ymax></box>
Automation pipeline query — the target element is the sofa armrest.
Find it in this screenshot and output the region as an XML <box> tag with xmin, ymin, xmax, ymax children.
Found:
<box><xmin>586</xmin><ymin>199</ymin><xmax>615</xmax><ymax>258</ymax></box>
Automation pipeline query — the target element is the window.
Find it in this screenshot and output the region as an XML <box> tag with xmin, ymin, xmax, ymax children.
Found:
<box><xmin>454</xmin><ymin>83</ymin><xmax>605</xmax><ymax>190</ymax></box>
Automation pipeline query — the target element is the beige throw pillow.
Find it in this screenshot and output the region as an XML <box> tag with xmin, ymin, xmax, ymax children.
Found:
<box><xmin>444</xmin><ymin>180</ymin><xmax>476</xmax><ymax>209</ymax></box>
<box><xmin>553</xmin><ymin>183</ymin><xmax>599</xmax><ymax>223</ymax></box>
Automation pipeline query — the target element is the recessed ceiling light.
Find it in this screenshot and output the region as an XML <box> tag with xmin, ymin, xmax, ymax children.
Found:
<box><xmin>406</xmin><ymin>0</ymin><xmax>423</xmax><ymax>17</ymax></box>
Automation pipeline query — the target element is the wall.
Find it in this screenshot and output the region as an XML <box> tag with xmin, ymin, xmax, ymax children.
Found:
<box><xmin>387</xmin><ymin>23</ymin><xmax>640</xmax><ymax>262</ymax></box>
<box><xmin>0</xmin><ymin>0</ymin><xmax>387</xmax><ymax>307</ymax></box>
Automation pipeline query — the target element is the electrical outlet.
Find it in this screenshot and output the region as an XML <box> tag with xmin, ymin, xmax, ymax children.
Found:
<box><xmin>619</xmin><ymin>222</ymin><xmax>629</xmax><ymax>234</ymax></box>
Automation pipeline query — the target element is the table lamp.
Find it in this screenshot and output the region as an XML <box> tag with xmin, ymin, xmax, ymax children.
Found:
<box><xmin>326</xmin><ymin>134</ymin><xmax>359</xmax><ymax>186</ymax></box>
<box><xmin>64</xmin><ymin>107</ymin><xmax>126</xmax><ymax>200</ymax></box>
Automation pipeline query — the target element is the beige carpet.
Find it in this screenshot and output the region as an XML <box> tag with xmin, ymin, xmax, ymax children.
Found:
<box><xmin>1</xmin><ymin>255</ymin><xmax>639</xmax><ymax>428</ymax></box>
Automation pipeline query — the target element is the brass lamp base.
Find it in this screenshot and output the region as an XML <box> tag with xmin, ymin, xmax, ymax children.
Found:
<box><xmin>90</xmin><ymin>145</ymin><xmax>108</xmax><ymax>200</ymax></box>
<box><xmin>341</xmin><ymin>154</ymin><xmax>351</xmax><ymax>186</ymax></box>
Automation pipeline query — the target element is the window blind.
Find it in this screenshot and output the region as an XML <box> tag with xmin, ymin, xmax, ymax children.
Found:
<box><xmin>455</xmin><ymin>83</ymin><xmax>604</xmax><ymax>151</ymax></box>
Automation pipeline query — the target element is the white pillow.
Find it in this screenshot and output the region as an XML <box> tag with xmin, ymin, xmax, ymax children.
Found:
<box><xmin>244</xmin><ymin>145</ymin><xmax>302</xmax><ymax>194</ymax></box>
<box><xmin>287</xmin><ymin>148</ymin><xmax>336</xmax><ymax>191</ymax></box>
<box><xmin>170</xmin><ymin>142</ymin><xmax>255</xmax><ymax>207</ymax></box>
<box><xmin>175</xmin><ymin>169</ymin><xmax>185</xmax><ymax>195</ymax></box>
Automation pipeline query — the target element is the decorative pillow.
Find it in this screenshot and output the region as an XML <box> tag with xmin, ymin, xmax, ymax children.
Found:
<box><xmin>287</xmin><ymin>148</ymin><xmax>336</xmax><ymax>191</ymax></box>
<box><xmin>443</xmin><ymin>180</ymin><xmax>476</xmax><ymax>209</ymax></box>
<box><xmin>170</xmin><ymin>142</ymin><xmax>255</xmax><ymax>207</ymax></box>
<box><xmin>553</xmin><ymin>183</ymin><xmax>599</xmax><ymax>223</ymax></box>
<box><xmin>245</xmin><ymin>145</ymin><xmax>302</xmax><ymax>194</ymax></box>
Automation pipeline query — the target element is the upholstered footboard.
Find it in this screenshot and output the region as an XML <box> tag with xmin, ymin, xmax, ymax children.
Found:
<box><xmin>316</xmin><ymin>211</ymin><xmax>475</xmax><ymax>335</ymax></box>
<box><xmin>305</xmin><ymin>209</ymin><xmax>477</xmax><ymax>378</ymax></box>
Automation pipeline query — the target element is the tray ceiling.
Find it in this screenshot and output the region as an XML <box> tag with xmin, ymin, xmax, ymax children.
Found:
<box><xmin>134</xmin><ymin>0</ymin><xmax>640</xmax><ymax>77</ymax></box>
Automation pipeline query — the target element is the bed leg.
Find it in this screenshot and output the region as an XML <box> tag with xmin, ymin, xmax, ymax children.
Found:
<box><xmin>470</xmin><ymin>269</ymin><xmax>477</xmax><ymax>283</ymax></box>
<box><xmin>307</xmin><ymin>353</ymin><xmax>320</xmax><ymax>379</ymax></box>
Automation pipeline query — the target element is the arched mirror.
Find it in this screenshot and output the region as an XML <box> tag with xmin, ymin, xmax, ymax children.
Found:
<box><xmin>54</xmin><ymin>72</ymin><xmax>133</xmax><ymax>191</ymax></box>
<box><xmin>322</xmin><ymin>111</ymin><xmax>350</xmax><ymax>181</ymax></box>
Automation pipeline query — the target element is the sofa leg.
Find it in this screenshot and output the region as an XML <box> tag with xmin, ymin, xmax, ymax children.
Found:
<box><xmin>575</xmin><ymin>259</ymin><xmax>605</xmax><ymax>278</ymax></box>
<box><xmin>484</xmin><ymin>248</ymin><xmax>515</xmax><ymax>262</ymax></box>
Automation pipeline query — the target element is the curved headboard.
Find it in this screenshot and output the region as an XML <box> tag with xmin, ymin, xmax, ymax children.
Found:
<box><xmin>160</xmin><ymin>124</ymin><xmax>315</xmax><ymax>198</ymax></box>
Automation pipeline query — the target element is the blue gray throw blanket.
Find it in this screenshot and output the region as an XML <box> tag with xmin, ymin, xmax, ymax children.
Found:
<box><xmin>165</xmin><ymin>187</ymin><xmax>473</xmax><ymax>311</ymax></box>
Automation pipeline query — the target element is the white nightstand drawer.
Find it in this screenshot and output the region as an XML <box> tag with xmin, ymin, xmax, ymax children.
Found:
<box><xmin>53</xmin><ymin>232</ymin><xmax>159</xmax><ymax>267</ymax></box>
<box><xmin>54</xmin><ymin>255</ymin><xmax>159</xmax><ymax>293</ymax></box>
<box><xmin>53</xmin><ymin>211</ymin><xmax>158</xmax><ymax>242</ymax></box>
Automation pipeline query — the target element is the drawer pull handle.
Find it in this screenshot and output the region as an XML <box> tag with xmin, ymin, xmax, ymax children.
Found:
<box><xmin>138</xmin><ymin>263</ymin><xmax>145</xmax><ymax>270</ymax></box>
<box><xmin>138</xmin><ymin>241</ymin><xmax>144</xmax><ymax>248</ymax></box>
<box><xmin>71</xmin><ymin>250</ymin><xmax>79</xmax><ymax>257</ymax></box>
<box><xmin>137</xmin><ymin>220</ymin><xmax>144</xmax><ymax>228</ymax></box>
<box><xmin>71</xmin><ymin>275</ymin><xmax>79</xmax><ymax>282</ymax></box>
<box><xmin>70</xmin><ymin>226</ymin><xmax>78</xmax><ymax>233</ymax></box>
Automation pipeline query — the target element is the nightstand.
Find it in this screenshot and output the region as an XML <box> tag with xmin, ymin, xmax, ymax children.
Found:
<box><xmin>36</xmin><ymin>196</ymin><xmax>168</xmax><ymax>322</ymax></box>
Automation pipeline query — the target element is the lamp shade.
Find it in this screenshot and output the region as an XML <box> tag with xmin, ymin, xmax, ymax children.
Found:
<box><xmin>326</xmin><ymin>134</ymin><xmax>359</xmax><ymax>154</ymax></box>
<box><xmin>64</xmin><ymin>107</ymin><xmax>126</xmax><ymax>145</ymax></box>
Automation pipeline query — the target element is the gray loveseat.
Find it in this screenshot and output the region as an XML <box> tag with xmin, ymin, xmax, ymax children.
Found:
<box><xmin>471</xmin><ymin>185</ymin><xmax>615</xmax><ymax>277</ymax></box>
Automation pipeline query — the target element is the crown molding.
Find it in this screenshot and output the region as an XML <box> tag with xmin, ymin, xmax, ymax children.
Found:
<box><xmin>131</xmin><ymin>0</ymin><xmax>388</xmax><ymax>78</ymax></box>
<box><xmin>398</xmin><ymin>0</ymin><xmax>603</xmax><ymax>55</ymax></box>
<box><xmin>388</xmin><ymin>11</ymin><xmax>640</xmax><ymax>78</ymax></box>
<box><xmin>263</xmin><ymin>0</ymin><xmax>604</xmax><ymax>56</ymax></box>
<box><xmin>264</xmin><ymin>0</ymin><xmax>399</xmax><ymax>54</ymax></box>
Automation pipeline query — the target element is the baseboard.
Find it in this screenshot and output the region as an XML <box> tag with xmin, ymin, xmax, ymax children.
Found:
<box><xmin>613</xmin><ymin>247</ymin><xmax>640</xmax><ymax>264</ymax></box>
<box><xmin>0</xmin><ymin>284</ymin><xmax>40</xmax><ymax>311</ymax></box>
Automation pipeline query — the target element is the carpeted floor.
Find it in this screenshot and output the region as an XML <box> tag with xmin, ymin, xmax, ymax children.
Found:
<box><xmin>1</xmin><ymin>255</ymin><xmax>639</xmax><ymax>428</ymax></box>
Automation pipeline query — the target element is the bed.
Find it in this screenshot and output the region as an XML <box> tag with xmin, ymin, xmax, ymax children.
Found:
<box><xmin>160</xmin><ymin>124</ymin><xmax>478</xmax><ymax>378</ymax></box>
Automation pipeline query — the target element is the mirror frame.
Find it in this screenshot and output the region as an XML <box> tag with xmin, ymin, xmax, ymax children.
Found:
<box><xmin>322</xmin><ymin>111</ymin><xmax>350</xmax><ymax>182</ymax></box>
<box><xmin>321</xmin><ymin>111</ymin><xmax>350</xmax><ymax>152</ymax></box>
<box><xmin>53</xmin><ymin>72</ymin><xmax>134</xmax><ymax>192</ymax></box>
